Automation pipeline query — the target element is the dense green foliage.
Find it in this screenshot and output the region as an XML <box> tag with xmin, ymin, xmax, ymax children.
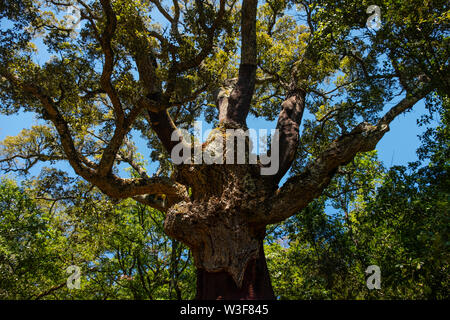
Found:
<box><xmin>0</xmin><ymin>174</ymin><xmax>195</xmax><ymax>299</ymax></box>
<box><xmin>266</xmin><ymin>159</ymin><xmax>449</xmax><ymax>299</ymax></box>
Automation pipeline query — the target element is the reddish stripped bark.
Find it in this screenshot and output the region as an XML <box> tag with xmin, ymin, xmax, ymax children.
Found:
<box><xmin>195</xmin><ymin>242</ymin><xmax>275</xmax><ymax>300</ymax></box>
<box><xmin>218</xmin><ymin>0</ymin><xmax>258</xmax><ymax>128</ymax></box>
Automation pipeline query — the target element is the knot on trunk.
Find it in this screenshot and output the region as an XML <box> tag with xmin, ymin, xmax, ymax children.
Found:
<box><xmin>164</xmin><ymin>199</ymin><xmax>266</xmax><ymax>288</ymax></box>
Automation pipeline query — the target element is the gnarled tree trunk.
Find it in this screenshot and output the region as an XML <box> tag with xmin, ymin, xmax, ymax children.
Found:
<box><xmin>164</xmin><ymin>153</ymin><xmax>278</xmax><ymax>299</ymax></box>
<box><xmin>195</xmin><ymin>241</ymin><xmax>274</xmax><ymax>300</ymax></box>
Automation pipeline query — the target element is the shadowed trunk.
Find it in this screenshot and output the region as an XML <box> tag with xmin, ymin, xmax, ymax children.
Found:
<box><xmin>195</xmin><ymin>241</ymin><xmax>274</xmax><ymax>300</ymax></box>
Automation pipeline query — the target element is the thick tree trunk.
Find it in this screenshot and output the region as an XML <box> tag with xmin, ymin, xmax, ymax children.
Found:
<box><xmin>163</xmin><ymin>127</ymin><xmax>278</xmax><ymax>300</ymax></box>
<box><xmin>165</xmin><ymin>199</ymin><xmax>275</xmax><ymax>300</ymax></box>
<box><xmin>195</xmin><ymin>241</ymin><xmax>275</xmax><ymax>300</ymax></box>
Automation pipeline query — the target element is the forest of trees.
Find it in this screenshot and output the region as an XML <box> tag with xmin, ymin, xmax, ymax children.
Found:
<box><xmin>0</xmin><ymin>0</ymin><xmax>448</xmax><ymax>299</ymax></box>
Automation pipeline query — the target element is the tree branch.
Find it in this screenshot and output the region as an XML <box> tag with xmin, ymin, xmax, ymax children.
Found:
<box><xmin>98</xmin><ymin>0</ymin><xmax>123</xmax><ymax>124</ymax></box>
<box><xmin>34</xmin><ymin>282</ymin><xmax>66</xmax><ymax>300</ymax></box>
<box><xmin>0</xmin><ymin>69</ymin><xmax>186</xmax><ymax>206</ymax></box>
<box><xmin>146</xmin><ymin>109</ymin><xmax>181</xmax><ymax>155</ymax></box>
<box><xmin>219</xmin><ymin>0</ymin><xmax>257</xmax><ymax>127</ymax></box>
<box><xmin>96</xmin><ymin>0</ymin><xmax>131</xmax><ymax>176</ymax></box>
<box><xmin>262</xmin><ymin>90</ymin><xmax>431</xmax><ymax>225</ymax></box>
<box><xmin>272</xmin><ymin>89</ymin><xmax>306</xmax><ymax>184</ymax></box>
<box><xmin>0</xmin><ymin>69</ymin><xmax>95</xmax><ymax>179</ymax></box>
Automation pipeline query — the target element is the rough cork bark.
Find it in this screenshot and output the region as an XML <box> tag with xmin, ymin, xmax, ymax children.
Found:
<box><xmin>164</xmin><ymin>127</ymin><xmax>277</xmax><ymax>299</ymax></box>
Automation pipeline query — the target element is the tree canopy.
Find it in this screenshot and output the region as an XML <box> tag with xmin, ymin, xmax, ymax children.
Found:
<box><xmin>0</xmin><ymin>0</ymin><xmax>447</xmax><ymax>207</ymax></box>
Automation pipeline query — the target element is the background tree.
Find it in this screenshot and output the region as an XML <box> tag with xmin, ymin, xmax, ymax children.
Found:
<box><xmin>266</xmin><ymin>95</ymin><xmax>449</xmax><ymax>299</ymax></box>
<box><xmin>0</xmin><ymin>173</ymin><xmax>196</xmax><ymax>299</ymax></box>
<box><xmin>0</xmin><ymin>0</ymin><xmax>448</xmax><ymax>299</ymax></box>
<box><xmin>1</xmin><ymin>102</ymin><xmax>447</xmax><ymax>299</ymax></box>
